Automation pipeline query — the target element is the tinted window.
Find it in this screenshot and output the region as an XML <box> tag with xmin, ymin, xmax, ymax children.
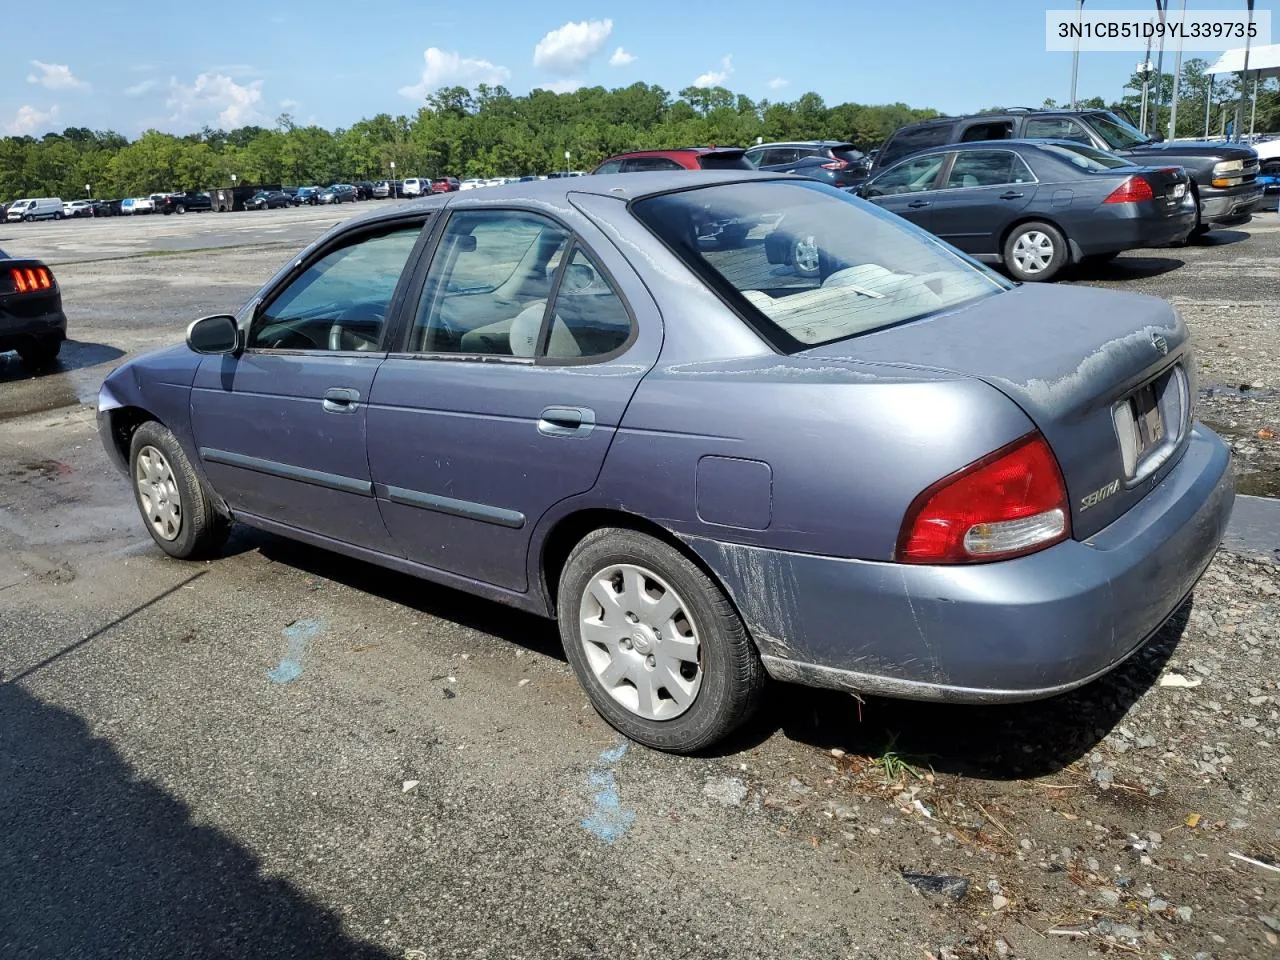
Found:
<box><xmin>1024</xmin><ymin>117</ymin><xmax>1092</xmax><ymax>143</ymax></box>
<box><xmin>622</xmin><ymin>157</ymin><xmax>684</xmax><ymax>172</ymax></box>
<box><xmin>410</xmin><ymin>210</ymin><xmax>571</xmax><ymax>355</ymax></box>
<box><xmin>1039</xmin><ymin>142</ymin><xmax>1134</xmax><ymax>171</ymax></box>
<box><xmin>698</xmin><ymin>152</ymin><xmax>752</xmax><ymax>171</ymax></box>
<box><xmin>633</xmin><ymin>181</ymin><xmax>1006</xmax><ymax>351</ymax></box>
<box><xmin>865</xmin><ymin>153</ymin><xmax>948</xmax><ymax>196</ymax></box>
<box><xmin>1087</xmin><ymin>111</ymin><xmax>1154</xmax><ymax>149</ymax></box>
<box><xmin>880</xmin><ymin>124</ymin><xmax>952</xmax><ymax>165</ymax></box>
<box><xmin>248</xmin><ymin>225</ymin><xmax>423</xmax><ymax>351</ymax></box>
<box><xmin>960</xmin><ymin>121</ymin><xmax>1014</xmax><ymax>142</ymax></box>
<box><xmin>594</xmin><ymin>160</ymin><xmax>623</xmax><ymax>174</ymax></box>
<box><xmin>831</xmin><ymin>146</ymin><xmax>866</xmax><ymax>163</ymax></box>
<box><xmin>763</xmin><ymin>148</ymin><xmax>801</xmax><ymax>165</ymax></box>
<box><xmin>542</xmin><ymin>247</ymin><xmax>631</xmax><ymax>359</ymax></box>
<box><xmin>945</xmin><ymin>150</ymin><xmax>1034</xmax><ymax>188</ymax></box>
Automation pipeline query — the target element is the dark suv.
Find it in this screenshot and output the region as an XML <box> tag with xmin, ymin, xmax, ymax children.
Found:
<box><xmin>872</xmin><ymin>109</ymin><xmax>1263</xmax><ymax>232</ymax></box>
<box><xmin>156</xmin><ymin>191</ymin><xmax>212</xmax><ymax>215</ymax></box>
<box><xmin>743</xmin><ymin>141</ymin><xmax>870</xmax><ymax>188</ymax></box>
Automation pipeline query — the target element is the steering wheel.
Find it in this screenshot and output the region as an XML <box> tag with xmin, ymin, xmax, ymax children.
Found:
<box><xmin>327</xmin><ymin>302</ymin><xmax>385</xmax><ymax>351</ymax></box>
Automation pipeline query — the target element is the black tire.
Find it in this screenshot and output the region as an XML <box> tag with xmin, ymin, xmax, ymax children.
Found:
<box><xmin>53</xmin><ymin>211</ymin><xmax>64</xmax><ymax>221</ymax></box>
<box><xmin>23</xmin><ymin>214</ymin><xmax>33</xmax><ymax>222</ymax></box>
<box><xmin>17</xmin><ymin>337</ymin><xmax>61</xmax><ymax>369</ymax></box>
<box><xmin>128</xmin><ymin>421</ymin><xmax>229</xmax><ymax>560</ymax></box>
<box><xmin>1002</xmin><ymin>220</ymin><xmax>1068</xmax><ymax>283</ymax></box>
<box><xmin>557</xmin><ymin>527</ymin><xmax>766</xmax><ymax>753</ymax></box>
<box><xmin>176</xmin><ymin>204</ymin><xmax>185</xmax><ymax>215</ymax></box>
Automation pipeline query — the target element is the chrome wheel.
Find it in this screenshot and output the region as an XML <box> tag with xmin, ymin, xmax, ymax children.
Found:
<box><xmin>793</xmin><ymin>235</ymin><xmax>821</xmax><ymax>277</ymax></box>
<box><xmin>578</xmin><ymin>563</ymin><xmax>702</xmax><ymax>721</ymax></box>
<box><xmin>135</xmin><ymin>445</ymin><xmax>182</xmax><ymax>541</ymax></box>
<box><xmin>1011</xmin><ymin>230</ymin><xmax>1055</xmax><ymax>275</ymax></box>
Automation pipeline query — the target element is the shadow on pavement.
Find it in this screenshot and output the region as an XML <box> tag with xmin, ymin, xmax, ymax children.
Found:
<box><xmin>1192</xmin><ymin>228</ymin><xmax>1250</xmax><ymax>247</ymax></box>
<box><xmin>0</xmin><ymin>340</ymin><xmax>124</xmax><ymax>385</ymax></box>
<box><xmin>0</xmin><ymin>681</ymin><xmax>396</xmax><ymax>960</ymax></box>
<box><xmin>732</xmin><ymin>597</ymin><xmax>1191</xmax><ymax>779</ymax></box>
<box><xmin>1071</xmin><ymin>255</ymin><xmax>1186</xmax><ymax>282</ymax></box>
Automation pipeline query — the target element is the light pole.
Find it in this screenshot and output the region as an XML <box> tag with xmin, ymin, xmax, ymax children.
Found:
<box><xmin>390</xmin><ymin>161</ymin><xmax>397</xmax><ymax>198</ymax></box>
<box><xmin>1151</xmin><ymin>0</ymin><xmax>1169</xmax><ymax>136</ymax></box>
<box><xmin>1069</xmin><ymin>0</ymin><xmax>1085</xmax><ymax>110</ymax></box>
<box><xmin>1138</xmin><ymin>54</ymin><xmax>1155</xmax><ymax>132</ymax></box>
<box><xmin>1167</xmin><ymin>0</ymin><xmax>1187</xmax><ymax>139</ymax></box>
<box><xmin>1204</xmin><ymin>70</ymin><xmax>1215</xmax><ymax>137</ymax></box>
<box><xmin>564</xmin><ymin>150</ymin><xmax>571</xmax><ymax>177</ymax></box>
<box><xmin>1236</xmin><ymin>0</ymin><xmax>1256</xmax><ymax>141</ymax></box>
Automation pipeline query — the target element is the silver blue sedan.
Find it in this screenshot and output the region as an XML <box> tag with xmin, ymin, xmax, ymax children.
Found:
<box><xmin>97</xmin><ymin>173</ymin><xmax>1234</xmax><ymax>752</ymax></box>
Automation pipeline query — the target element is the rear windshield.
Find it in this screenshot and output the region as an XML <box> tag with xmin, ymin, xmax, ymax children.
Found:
<box><xmin>633</xmin><ymin>180</ymin><xmax>1007</xmax><ymax>352</ymax></box>
<box><xmin>1039</xmin><ymin>142</ymin><xmax>1134</xmax><ymax>171</ymax></box>
<box><xmin>832</xmin><ymin>145</ymin><xmax>866</xmax><ymax>162</ymax></box>
<box><xmin>697</xmin><ymin>152</ymin><xmax>752</xmax><ymax>171</ymax></box>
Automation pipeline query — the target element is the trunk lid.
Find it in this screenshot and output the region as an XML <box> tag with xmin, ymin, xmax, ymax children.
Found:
<box><xmin>804</xmin><ymin>283</ymin><xmax>1194</xmax><ymax>539</ymax></box>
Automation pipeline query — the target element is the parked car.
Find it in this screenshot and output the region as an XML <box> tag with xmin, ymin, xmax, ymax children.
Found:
<box><xmin>459</xmin><ymin>179</ymin><xmax>486</xmax><ymax>190</ymax></box>
<box><xmin>121</xmin><ymin>197</ymin><xmax>155</xmax><ymax>215</ymax></box>
<box><xmin>854</xmin><ymin>139</ymin><xmax>1197</xmax><ymax>282</ymax></box>
<box><xmin>372</xmin><ymin>180</ymin><xmax>403</xmax><ymax>199</ymax></box>
<box><xmin>744</xmin><ymin>141</ymin><xmax>871</xmax><ymax>189</ymax></box>
<box><xmin>401</xmin><ymin>177</ymin><xmax>430</xmax><ymax>197</ymax></box>
<box><xmin>92</xmin><ymin>199</ymin><xmax>123</xmax><ymax>217</ymax></box>
<box><xmin>246</xmin><ymin>190</ymin><xmax>293</xmax><ymax>210</ymax></box>
<box><xmin>97</xmin><ymin>173</ymin><xmax>1233</xmax><ymax>753</ymax></box>
<box><xmin>1</xmin><ymin>246</ymin><xmax>66</xmax><ymax>367</ymax></box>
<box><xmin>872</xmin><ymin>109</ymin><xmax>1264</xmax><ymax>233</ymax></box>
<box><xmin>431</xmin><ymin>177</ymin><xmax>461</xmax><ymax>194</ymax></box>
<box><xmin>62</xmin><ymin>199</ymin><xmax>95</xmax><ymax>218</ymax></box>
<box><xmin>6</xmin><ymin>198</ymin><xmax>65</xmax><ymax>222</ymax></box>
<box><xmin>593</xmin><ymin>147</ymin><xmax>752</xmax><ymax>174</ymax></box>
<box><xmin>351</xmin><ymin>181</ymin><xmax>376</xmax><ymax>200</ymax></box>
<box><xmin>292</xmin><ymin>186</ymin><xmax>322</xmax><ymax>206</ymax></box>
<box><xmin>318</xmin><ymin>184</ymin><xmax>357</xmax><ymax>204</ymax></box>
<box><xmin>156</xmin><ymin>191</ymin><xmax>212</xmax><ymax>215</ymax></box>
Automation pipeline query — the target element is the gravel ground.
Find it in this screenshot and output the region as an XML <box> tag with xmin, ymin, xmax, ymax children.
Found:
<box><xmin>0</xmin><ymin>203</ymin><xmax>1277</xmax><ymax>959</ymax></box>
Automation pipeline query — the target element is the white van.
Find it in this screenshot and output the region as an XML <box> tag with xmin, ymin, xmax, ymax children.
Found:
<box><xmin>401</xmin><ymin>177</ymin><xmax>428</xmax><ymax>197</ymax></box>
<box><xmin>6</xmin><ymin>198</ymin><xmax>65</xmax><ymax>222</ymax></box>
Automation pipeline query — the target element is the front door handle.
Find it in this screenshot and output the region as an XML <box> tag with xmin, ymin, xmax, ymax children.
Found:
<box><xmin>906</xmin><ymin>199</ymin><xmax>932</xmax><ymax>208</ymax></box>
<box><xmin>322</xmin><ymin>387</ymin><xmax>360</xmax><ymax>413</ymax></box>
<box><xmin>999</xmin><ymin>191</ymin><xmax>1025</xmax><ymax>200</ymax></box>
<box><xmin>538</xmin><ymin>405</ymin><xmax>595</xmax><ymax>438</ymax></box>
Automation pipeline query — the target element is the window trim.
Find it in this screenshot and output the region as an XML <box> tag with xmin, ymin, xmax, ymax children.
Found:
<box><xmin>388</xmin><ymin>205</ymin><xmax>639</xmax><ymax>368</ymax></box>
<box><xmin>243</xmin><ymin>211</ymin><xmax>435</xmax><ymax>358</ymax></box>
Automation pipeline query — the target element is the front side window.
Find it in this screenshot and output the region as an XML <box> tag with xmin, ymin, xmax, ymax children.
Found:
<box><xmin>1087</xmin><ymin>112</ymin><xmax>1153</xmax><ymax>149</ymax></box>
<box><xmin>945</xmin><ymin>151</ymin><xmax>1035</xmax><ymax>188</ymax></box>
<box><xmin>865</xmin><ymin>153</ymin><xmax>948</xmax><ymax>196</ymax></box>
<box><xmin>634</xmin><ymin>181</ymin><xmax>1007</xmax><ymax>352</ymax></box>
<box><xmin>248</xmin><ymin>224</ymin><xmax>423</xmax><ymax>351</ymax></box>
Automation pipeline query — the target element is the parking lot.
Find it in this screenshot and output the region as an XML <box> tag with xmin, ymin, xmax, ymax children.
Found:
<box><xmin>1</xmin><ymin>204</ymin><xmax>1278</xmax><ymax>959</ymax></box>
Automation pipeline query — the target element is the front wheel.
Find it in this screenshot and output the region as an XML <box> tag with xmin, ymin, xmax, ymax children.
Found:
<box><xmin>129</xmin><ymin>421</ymin><xmax>229</xmax><ymax>560</ymax></box>
<box><xmin>53</xmin><ymin>211</ymin><xmax>64</xmax><ymax>220</ymax></box>
<box><xmin>557</xmin><ymin>528</ymin><xmax>766</xmax><ymax>753</ymax></box>
<box><xmin>1003</xmin><ymin>221</ymin><xmax>1067</xmax><ymax>282</ymax></box>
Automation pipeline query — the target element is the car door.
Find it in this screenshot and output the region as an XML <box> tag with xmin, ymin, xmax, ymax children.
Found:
<box><xmin>190</xmin><ymin>215</ymin><xmax>431</xmax><ymax>552</ymax></box>
<box><xmin>860</xmin><ymin>152</ymin><xmax>950</xmax><ymax>230</ymax></box>
<box><xmin>365</xmin><ymin>206</ymin><xmax>662</xmax><ymax>592</ymax></box>
<box><xmin>927</xmin><ymin>149</ymin><xmax>1037</xmax><ymax>256</ymax></box>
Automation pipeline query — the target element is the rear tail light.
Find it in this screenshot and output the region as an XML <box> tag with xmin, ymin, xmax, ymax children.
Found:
<box><xmin>896</xmin><ymin>433</ymin><xmax>1070</xmax><ymax>564</ymax></box>
<box><xmin>1103</xmin><ymin>176</ymin><xmax>1155</xmax><ymax>204</ymax></box>
<box><xmin>821</xmin><ymin>159</ymin><xmax>849</xmax><ymax>170</ymax></box>
<box><xmin>9</xmin><ymin>267</ymin><xmax>53</xmax><ymax>293</ymax></box>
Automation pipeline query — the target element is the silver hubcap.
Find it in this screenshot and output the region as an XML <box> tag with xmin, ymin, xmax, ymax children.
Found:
<box><xmin>794</xmin><ymin>235</ymin><xmax>820</xmax><ymax>276</ymax></box>
<box><xmin>135</xmin><ymin>445</ymin><xmax>182</xmax><ymax>541</ymax></box>
<box><xmin>1011</xmin><ymin>230</ymin><xmax>1055</xmax><ymax>274</ymax></box>
<box><xmin>579</xmin><ymin>563</ymin><xmax>702</xmax><ymax>721</ymax></box>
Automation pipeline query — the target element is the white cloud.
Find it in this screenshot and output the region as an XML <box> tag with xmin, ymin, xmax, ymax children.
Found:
<box><xmin>608</xmin><ymin>46</ymin><xmax>636</xmax><ymax>67</ymax></box>
<box><xmin>540</xmin><ymin>78</ymin><xmax>584</xmax><ymax>94</ymax></box>
<box><xmin>124</xmin><ymin>79</ymin><xmax>157</xmax><ymax>97</ymax></box>
<box><xmin>279</xmin><ymin>98</ymin><xmax>300</xmax><ymax>110</ymax></box>
<box><xmin>533</xmin><ymin>19</ymin><xmax>613</xmax><ymax>73</ymax></box>
<box><xmin>768</xmin><ymin>77</ymin><xmax>789</xmax><ymax>90</ymax></box>
<box><xmin>26</xmin><ymin>61</ymin><xmax>89</xmax><ymax>91</ymax></box>
<box><xmin>399</xmin><ymin>47</ymin><xmax>510</xmax><ymax>99</ymax></box>
<box><xmin>6</xmin><ymin>104</ymin><xmax>60</xmax><ymax>135</ymax></box>
<box><xmin>693</xmin><ymin>55</ymin><xmax>733</xmax><ymax>89</ymax></box>
<box><xmin>167</xmin><ymin>73</ymin><xmax>266</xmax><ymax>129</ymax></box>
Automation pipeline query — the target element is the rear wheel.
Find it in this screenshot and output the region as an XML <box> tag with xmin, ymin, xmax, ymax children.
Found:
<box><xmin>53</xmin><ymin>211</ymin><xmax>64</xmax><ymax>221</ymax></box>
<box><xmin>557</xmin><ymin>528</ymin><xmax>766</xmax><ymax>753</ymax></box>
<box><xmin>1003</xmin><ymin>221</ymin><xmax>1067</xmax><ymax>282</ymax></box>
<box><xmin>129</xmin><ymin>421</ymin><xmax>229</xmax><ymax>560</ymax></box>
<box><xmin>17</xmin><ymin>337</ymin><xmax>61</xmax><ymax>369</ymax></box>
<box><xmin>176</xmin><ymin>204</ymin><xmax>185</xmax><ymax>215</ymax></box>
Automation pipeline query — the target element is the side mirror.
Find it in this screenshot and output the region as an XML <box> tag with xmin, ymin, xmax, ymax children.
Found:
<box><xmin>186</xmin><ymin>314</ymin><xmax>240</xmax><ymax>355</ymax></box>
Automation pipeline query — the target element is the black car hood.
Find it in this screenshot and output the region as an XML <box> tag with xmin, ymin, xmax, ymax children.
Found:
<box><xmin>1122</xmin><ymin>140</ymin><xmax>1257</xmax><ymax>160</ymax></box>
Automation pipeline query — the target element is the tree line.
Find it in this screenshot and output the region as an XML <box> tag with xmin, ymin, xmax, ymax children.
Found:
<box><xmin>2</xmin><ymin>63</ymin><xmax>1276</xmax><ymax>201</ymax></box>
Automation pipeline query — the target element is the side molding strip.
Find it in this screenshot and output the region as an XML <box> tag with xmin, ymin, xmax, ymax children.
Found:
<box><xmin>379</xmin><ymin>483</ymin><xmax>526</xmax><ymax>529</ymax></box>
<box><xmin>199</xmin><ymin>447</ymin><xmax>373</xmax><ymax>496</ymax></box>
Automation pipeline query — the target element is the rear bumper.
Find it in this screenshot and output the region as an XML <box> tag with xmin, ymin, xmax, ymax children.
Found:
<box><xmin>1071</xmin><ymin>204</ymin><xmax>1198</xmax><ymax>256</ymax></box>
<box><xmin>685</xmin><ymin>425</ymin><xmax>1234</xmax><ymax>702</ymax></box>
<box><xmin>1199</xmin><ymin>183</ymin><xmax>1264</xmax><ymax>226</ymax></box>
<box><xmin>0</xmin><ymin>301</ymin><xmax>67</xmax><ymax>349</ymax></box>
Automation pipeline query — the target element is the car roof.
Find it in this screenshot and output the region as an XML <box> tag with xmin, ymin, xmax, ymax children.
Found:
<box><xmin>602</xmin><ymin>146</ymin><xmax>745</xmax><ymax>160</ymax></box>
<box><xmin>751</xmin><ymin>140</ymin><xmax>855</xmax><ymax>148</ymax></box>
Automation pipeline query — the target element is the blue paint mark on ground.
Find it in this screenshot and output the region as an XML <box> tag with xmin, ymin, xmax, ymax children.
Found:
<box><xmin>266</xmin><ymin>619</ymin><xmax>324</xmax><ymax>684</ymax></box>
<box><xmin>581</xmin><ymin>742</ymin><xmax>635</xmax><ymax>844</ymax></box>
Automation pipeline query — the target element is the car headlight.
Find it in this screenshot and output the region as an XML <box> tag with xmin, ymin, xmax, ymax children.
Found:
<box><xmin>1213</xmin><ymin>159</ymin><xmax>1244</xmax><ymax>176</ymax></box>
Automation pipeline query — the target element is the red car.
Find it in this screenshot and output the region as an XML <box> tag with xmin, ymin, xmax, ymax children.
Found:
<box><xmin>591</xmin><ymin>147</ymin><xmax>752</xmax><ymax>174</ymax></box>
<box><xmin>430</xmin><ymin>177</ymin><xmax>461</xmax><ymax>194</ymax></box>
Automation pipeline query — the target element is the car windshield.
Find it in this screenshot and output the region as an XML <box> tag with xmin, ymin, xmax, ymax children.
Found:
<box><xmin>633</xmin><ymin>180</ymin><xmax>1008</xmax><ymax>352</ymax></box>
<box><xmin>1039</xmin><ymin>142</ymin><xmax>1135</xmax><ymax>171</ymax></box>
<box><xmin>1088</xmin><ymin>112</ymin><xmax>1155</xmax><ymax>149</ymax></box>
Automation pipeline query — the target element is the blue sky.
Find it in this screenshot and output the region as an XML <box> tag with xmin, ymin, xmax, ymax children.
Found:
<box><xmin>5</xmin><ymin>0</ymin><xmax>1276</xmax><ymax>137</ymax></box>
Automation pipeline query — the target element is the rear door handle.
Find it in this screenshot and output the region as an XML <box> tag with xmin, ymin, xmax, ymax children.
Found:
<box><xmin>322</xmin><ymin>387</ymin><xmax>360</xmax><ymax>413</ymax></box>
<box><xmin>538</xmin><ymin>406</ymin><xmax>595</xmax><ymax>438</ymax></box>
<box><xmin>999</xmin><ymin>191</ymin><xmax>1025</xmax><ymax>200</ymax></box>
<box><xmin>906</xmin><ymin>199</ymin><xmax>932</xmax><ymax>208</ymax></box>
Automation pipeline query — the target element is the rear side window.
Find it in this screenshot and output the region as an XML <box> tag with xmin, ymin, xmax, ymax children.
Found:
<box><xmin>622</xmin><ymin>157</ymin><xmax>684</xmax><ymax>172</ymax></box>
<box><xmin>595</xmin><ymin>160</ymin><xmax>623</xmax><ymax>174</ymax></box>
<box><xmin>1024</xmin><ymin>117</ymin><xmax>1093</xmax><ymax>144</ymax></box>
<box><xmin>945</xmin><ymin>151</ymin><xmax>1035</xmax><ymax>188</ymax></box>
<box><xmin>880</xmin><ymin>124</ymin><xmax>952</xmax><ymax>166</ymax></box>
<box><xmin>697</xmin><ymin>152</ymin><xmax>752</xmax><ymax>171</ymax></box>
<box><xmin>960</xmin><ymin>121</ymin><xmax>1014</xmax><ymax>142</ymax></box>
<box><xmin>542</xmin><ymin>246</ymin><xmax>632</xmax><ymax>360</ymax></box>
